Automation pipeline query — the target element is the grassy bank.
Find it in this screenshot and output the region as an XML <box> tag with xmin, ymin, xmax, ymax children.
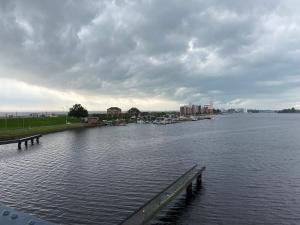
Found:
<box><xmin>0</xmin><ymin>116</ymin><xmax>80</xmax><ymax>129</ymax></box>
<box><xmin>0</xmin><ymin>117</ymin><xmax>90</xmax><ymax>141</ymax></box>
<box><xmin>0</xmin><ymin>123</ymin><xmax>90</xmax><ymax>141</ymax></box>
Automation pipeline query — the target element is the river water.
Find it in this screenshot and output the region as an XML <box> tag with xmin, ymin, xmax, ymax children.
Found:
<box><xmin>1</xmin><ymin>114</ymin><xmax>300</xmax><ymax>225</ymax></box>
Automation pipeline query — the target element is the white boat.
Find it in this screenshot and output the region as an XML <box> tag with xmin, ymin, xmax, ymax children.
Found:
<box><xmin>190</xmin><ymin>116</ymin><xmax>197</xmax><ymax>121</ymax></box>
<box><xmin>137</xmin><ymin>119</ymin><xmax>145</xmax><ymax>124</ymax></box>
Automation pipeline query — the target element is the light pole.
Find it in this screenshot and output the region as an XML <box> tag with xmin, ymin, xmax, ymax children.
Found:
<box><xmin>62</xmin><ymin>107</ymin><xmax>68</xmax><ymax>124</ymax></box>
<box><xmin>5</xmin><ymin>114</ymin><xmax>7</xmax><ymax>129</ymax></box>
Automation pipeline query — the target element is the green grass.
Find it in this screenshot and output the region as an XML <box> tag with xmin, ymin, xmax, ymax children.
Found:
<box><xmin>0</xmin><ymin>116</ymin><xmax>85</xmax><ymax>141</ymax></box>
<box><xmin>0</xmin><ymin>116</ymin><xmax>80</xmax><ymax>129</ymax></box>
<box><xmin>0</xmin><ymin>123</ymin><xmax>89</xmax><ymax>141</ymax></box>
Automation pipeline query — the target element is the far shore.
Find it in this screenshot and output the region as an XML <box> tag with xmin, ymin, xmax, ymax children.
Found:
<box><xmin>0</xmin><ymin>123</ymin><xmax>95</xmax><ymax>141</ymax></box>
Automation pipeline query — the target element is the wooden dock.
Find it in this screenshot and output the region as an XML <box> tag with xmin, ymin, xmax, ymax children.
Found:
<box><xmin>0</xmin><ymin>164</ymin><xmax>204</xmax><ymax>225</ymax></box>
<box><xmin>119</xmin><ymin>164</ymin><xmax>205</xmax><ymax>225</ymax></box>
<box><xmin>0</xmin><ymin>134</ymin><xmax>42</xmax><ymax>149</ymax></box>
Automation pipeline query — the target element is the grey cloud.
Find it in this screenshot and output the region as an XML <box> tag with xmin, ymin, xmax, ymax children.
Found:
<box><xmin>0</xmin><ymin>0</ymin><xmax>300</xmax><ymax>109</ymax></box>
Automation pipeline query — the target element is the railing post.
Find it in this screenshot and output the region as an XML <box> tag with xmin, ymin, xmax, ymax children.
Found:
<box><xmin>25</xmin><ymin>141</ymin><xmax>28</xmax><ymax>148</ymax></box>
<box><xmin>197</xmin><ymin>173</ymin><xmax>202</xmax><ymax>188</ymax></box>
<box><xmin>37</xmin><ymin>137</ymin><xmax>40</xmax><ymax>144</ymax></box>
<box><xmin>186</xmin><ymin>183</ymin><xmax>193</xmax><ymax>197</ymax></box>
<box><xmin>18</xmin><ymin>142</ymin><xmax>21</xmax><ymax>150</ymax></box>
<box><xmin>31</xmin><ymin>138</ymin><xmax>34</xmax><ymax>145</ymax></box>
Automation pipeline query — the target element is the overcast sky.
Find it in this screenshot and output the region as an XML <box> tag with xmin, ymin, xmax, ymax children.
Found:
<box><xmin>1</xmin><ymin>0</ymin><xmax>300</xmax><ymax>111</ymax></box>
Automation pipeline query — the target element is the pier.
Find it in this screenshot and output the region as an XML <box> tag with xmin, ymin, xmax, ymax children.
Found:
<box><xmin>119</xmin><ymin>164</ymin><xmax>205</xmax><ymax>225</ymax></box>
<box><xmin>0</xmin><ymin>164</ymin><xmax>205</xmax><ymax>225</ymax></box>
<box><xmin>0</xmin><ymin>134</ymin><xmax>42</xmax><ymax>149</ymax></box>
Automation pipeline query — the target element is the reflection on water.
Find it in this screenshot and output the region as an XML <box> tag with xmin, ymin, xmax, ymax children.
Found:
<box><xmin>1</xmin><ymin>114</ymin><xmax>300</xmax><ymax>225</ymax></box>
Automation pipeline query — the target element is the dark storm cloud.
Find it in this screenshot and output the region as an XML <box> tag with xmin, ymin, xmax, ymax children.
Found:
<box><xmin>0</xmin><ymin>0</ymin><xmax>300</xmax><ymax>108</ymax></box>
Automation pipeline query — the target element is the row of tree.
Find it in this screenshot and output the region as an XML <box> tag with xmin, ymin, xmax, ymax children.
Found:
<box><xmin>68</xmin><ymin>104</ymin><xmax>222</xmax><ymax>119</ymax></box>
<box><xmin>68</xmin><ymin>104</ymin><xmax>142</xmax><ymax>119</ymax></box>
<box><xmin>277</xmin><ymin>107</ymin><xmax>300</xmax><ymax>113</ymax></box>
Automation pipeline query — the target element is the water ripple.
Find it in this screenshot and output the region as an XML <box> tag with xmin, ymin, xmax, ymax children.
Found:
<box><xmin>0</xmin><ymin>114</ymin><xmax>300</xmax><ymax>225</ymax></box>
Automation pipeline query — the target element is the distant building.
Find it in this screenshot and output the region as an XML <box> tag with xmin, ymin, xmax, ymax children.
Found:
<box><xmin>203</xmin><ymin>104</ymin><xmax>213</xmax><ymax>114</ymax></box>
<box><xmin>247</xmin><ymin>109</ymin><xmax>259</xmax><ymax>113</ymax></box>
<box><xmin>180</xmin><ymin>104</ymin><xmax>202</xmax><ymax>116</ymax></box>
<box><xmin>191</xmin><ymin>105</ymin><xmax>197</xmax><ymax>115</ymax></box>
<box><xmin>192</xmin><ymin>105</ymin><xmax>201</xmax><ymax>115</ymax></box>
<box><xmin>227</xmin><ymin>108</ymin><xmax>236</xmax><ymax>113</ymax></box>
<box><xmin>226</xmin><ymin>108</ymin><xmax>245</xmax><ymax>113</ymax></box>
<box><xmin>87</xmin><ymin>117</ymin><xmax>99</xmax><ymax>125</ymax></box>
<box><xmin>107</xmin><ymin>107</ymin><xmax>122</xmax><ymax>116</ymax></box>
<box><xmin>180</xmin><ymin>106</ymin><xmax>189</xmax><ymax>116</ymax></box>
<box><xmin>236</xmin><ymin>108</ymin><xmax>245</xmax><ymax>113</ymax></box>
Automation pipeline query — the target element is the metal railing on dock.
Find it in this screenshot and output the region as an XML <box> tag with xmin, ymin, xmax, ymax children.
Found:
<box><xmin>119</xmin><ymin>164</ymin><xmax>206</xmax><ymax>225</ymax></box>
<box><xmin>0</xmin><ymin>134</ymin><xmax>42</xmax><ymax>149</ymax></box>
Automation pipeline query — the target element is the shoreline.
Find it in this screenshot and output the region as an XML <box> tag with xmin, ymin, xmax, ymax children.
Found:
<box><xmin>0</xmin><ymin>115</ymin><xmax>215</xmax><ymax>142</ymax></box>
<box><xmin>0</xmin><ymin>123</ymin><xmax>95</xmax><ymax>142</ymax></box>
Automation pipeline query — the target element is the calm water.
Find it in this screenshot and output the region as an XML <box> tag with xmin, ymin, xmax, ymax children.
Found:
<box><xmin>1</xmin><ymin>114</ymin><xmax>300</xmax><ymax>225</ymax></box>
